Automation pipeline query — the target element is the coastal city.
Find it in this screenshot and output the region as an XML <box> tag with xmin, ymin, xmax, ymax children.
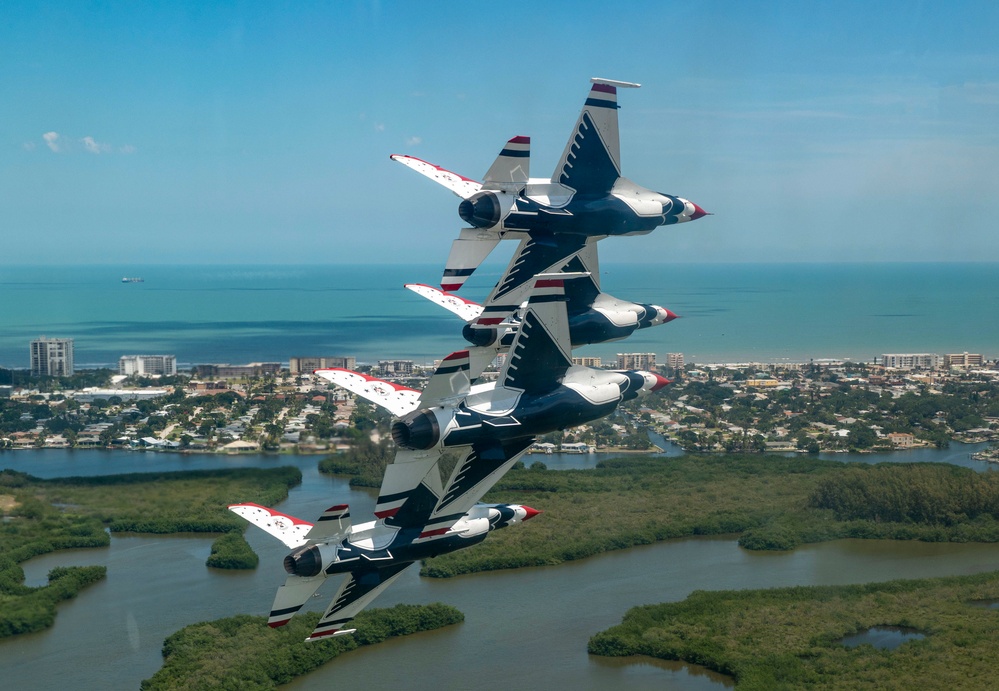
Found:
<box><xmin>4</xmin><ymin>336</ymin><xmax>998</xmax><ymax>460</ymax></box>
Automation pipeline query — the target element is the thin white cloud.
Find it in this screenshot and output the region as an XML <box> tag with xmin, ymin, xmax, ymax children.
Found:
<box><xmin>36</xmin><ymin>132</ymin><xmax>135</xmax><ymax>155</ymax></box>
<box><xmin>405</xmin><ymin>136</ymin><xmax>422</xmax><ymax>146</ymax></box>
<box><xmin>374</xmin><ymin>123</ymin><xmax>385</xmax><ymax>132</ymax></box>
<box><xmin>81</xmin><ymin>136</ymin><xmax>110</xmax><ymax>154</ymax></box>
<box><xmin>43</xmin><ymin>131</ymin><xmax>61</xmax><ymax>152</ymax></box>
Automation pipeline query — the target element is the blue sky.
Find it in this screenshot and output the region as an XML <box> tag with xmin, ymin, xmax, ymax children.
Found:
<box><xmin>4</xmin><ymin>0</ymin><xmax>999</xmax><ymax>265</ymax></box>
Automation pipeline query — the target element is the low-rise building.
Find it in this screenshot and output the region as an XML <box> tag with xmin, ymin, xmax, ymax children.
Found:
<box><xmin>289</xmin><ymin>356</ymin><xmax>356</xmax><ymax>374</ymax></box>
<box><xmin>119</xmin><ymin>355</ymin><xmax>177</xmax><ymax>377</ymax></box>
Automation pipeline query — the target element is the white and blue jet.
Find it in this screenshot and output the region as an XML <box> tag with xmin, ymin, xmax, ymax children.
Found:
<box><xmin>392</xmin><ymin>78</ymin><xmax>709</xmax><ymax>293</ymax></box>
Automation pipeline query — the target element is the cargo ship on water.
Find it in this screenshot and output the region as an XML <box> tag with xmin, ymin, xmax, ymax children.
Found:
<box><xmin>121</xmin><ymin>277</ymin><xmax>144</xmax><ymax>283</ymax></box>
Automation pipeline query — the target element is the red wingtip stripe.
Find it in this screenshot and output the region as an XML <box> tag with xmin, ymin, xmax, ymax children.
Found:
<box><xmin>419</xmin><ymin>527</ymin><xmax>450</xmax><ymax>538</ymax></box>
<box><xmin>374</xmin><ymin>508</ymin><xmax>400</xmax><ymax>519</ymax></box>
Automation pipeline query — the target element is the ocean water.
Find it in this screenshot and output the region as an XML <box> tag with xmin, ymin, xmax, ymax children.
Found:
<box><xmin>1</xmin><ymin>263</ymin><xmax>996</xmax><ymax>369</ymax></box>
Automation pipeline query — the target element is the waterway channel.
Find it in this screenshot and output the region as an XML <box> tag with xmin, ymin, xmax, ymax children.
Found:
<box><xmin>1</xmin><ymin>444</ymin><xmax>997</xmax><ymax>689</ymax></box>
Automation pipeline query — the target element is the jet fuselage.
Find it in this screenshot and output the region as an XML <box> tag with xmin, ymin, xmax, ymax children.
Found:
<box><xmin>459</xmin><ymin>178</ymin><xmax>704</xmax><ymax>238</ymax></box>
<box><xmin>282</xmin><ymin>504</ymin><xmax>536</xmax><ymax>579</ymax></box>
<box><xmin>391</xmin><ymin>369</ymin><xmax>667</xmax><ymax>451</ymax></box>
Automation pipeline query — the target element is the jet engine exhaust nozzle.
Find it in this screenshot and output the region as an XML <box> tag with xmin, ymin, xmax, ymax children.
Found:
<box><xmin>462</xmin><ymin>323</ymin><xmax>498</xmax><ymax>347</ymax></box>
<box><xmin>391</xmin><ymin>409</ymin><xmax>441</xmax><ymax>450</ymax></box>
<box><xmin>284</xmin><ymin>546</ymin><xmax>323</xmax><ymax>578</ymax></box>
<box><xmin>458</xmin><ymin>192</ymin><xmax>502</xmax><ymax>228</ymax></box>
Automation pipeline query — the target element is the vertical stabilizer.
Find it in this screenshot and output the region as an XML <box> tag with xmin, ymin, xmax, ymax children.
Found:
<box><xmin>499</xmin><ymin>278</ymin><xmax>572</xmax><ymax>395</ymax></box>
<box><xmin>554</xmin><ymin>79</ymin><xmax>639</xmax><ymax>195</ymax></box>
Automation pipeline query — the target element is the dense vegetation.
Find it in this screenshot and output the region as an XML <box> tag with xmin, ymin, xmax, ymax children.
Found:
<box><xmin>589</xmin><ymin>570</ymin><xmax>999</xmax><ymax>690</ymax></box>
<box><xmin>318</xmin><ymin>436</ymin><xmax>393</xmax><ymax>487</ymax></box>
<box><xmin>421</xmin><ymin>454</ymin><xmax>999</xmax><ymax>577</ymax></box>
<box><xmin>0</xmin><ymin>565</ymin><xmax>106</xmax><ymax>638</ymax></box>
<box><xmin>0</xmin><ymin>466</ymin><xmax>301</xmax><ymax>637</ymax></box>
<box><xmin>206</xmin><ymin>532</ymin><xmax>258</xmax><ymax>570</ymax></box>
<box><xmin>141</xmin><ymin>603</ymin><xmax>464</xmax><ymax>690</ymax></box>
<box><xmin>810</xmin><ymin>464</ymin><xmax>999</xmax><ymax>525</ymax></box>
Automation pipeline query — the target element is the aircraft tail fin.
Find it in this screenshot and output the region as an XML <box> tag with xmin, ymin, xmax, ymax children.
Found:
<box><xmin>498</xmin><ymin>277</ymin><xmax>573</xmax><ymax>395</ymax></box>
<box><xmin>554</xmin><ymin>79</ymin><xmax>639</xmax><ymax>195</ymax></box>
<box><xmin>306</xmin><ymin>563</ymin><xmax>414</xmax><ymax>641</ymax></box>
<box><xmin>482</xmin><ymin>136</ymin><xmax>530</xmax><ymax>192</ymax></box>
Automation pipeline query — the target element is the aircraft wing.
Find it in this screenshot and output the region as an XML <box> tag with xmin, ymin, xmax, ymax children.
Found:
<box><xmin>314</xmin><ymin>368</ymin><xmax>421</xmax><ymax>417</ymax></box>
<box><xmin>390</xmin><ymin>154</ymin><xmax>482</xmax><ymax>200</ymax></box>
<box><xmin>553</xmin><ymin>78</ymin><xmax>639</xmax><ymax>196</ymax></box>
<box><xmin>405</xmin><ymin>283</ymin><xmax>483</xmax><ymax>322</ymax></box>
<box><xmin>306</xmin><ymin>562</ymin><xmax>416</xmax><ymax>641</ymax></box>
<box><xmin>228</xmin><ymin>503</ymin><xmax>313</xmax><ymax>549</ymax></box>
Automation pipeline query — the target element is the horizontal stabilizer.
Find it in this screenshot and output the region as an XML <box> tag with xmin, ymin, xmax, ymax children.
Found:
<box><xmin>304</xmin><ymin>504</ymin><xmax>352</xmax><ymax>542</ymax></box>
<box><xmin>442</xmin><ymin>228</ymin><xmax>502</xmax><ymax>292</ymax></box>
<box><xmin>389</xmin><ymin>154</ymin><xmax>482</xmax><ymax>200</ymax></box>
<box><xmin>268</xmin><ymin>574</ymin><xmax>325</xmax><ymax>628</ymax></box>
<box><xmin>405</xmin><ymin>283</ymin><xmax>483</xmax><ymax>322</ymax></box>
<box><xmin>418</xmin><ymin>350</ymin><xmax>472</xmax><ymax>407</ymax></box>
<box><xmin>315</xmin><ymin>368</ymin><xmax>421</xmax><ymax>417</ymax></box>
<box><xmin>482</xmin><ymin>136</ymin><xmax>530</xmax><ymax>192</ymax></box>
<box><xmin>228</xmin><ymin>503</ymin><xmax>312</xmax><ymax>549</ymax></box>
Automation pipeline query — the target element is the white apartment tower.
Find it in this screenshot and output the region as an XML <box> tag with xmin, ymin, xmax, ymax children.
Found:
<box><xmin>30</xmin><ymin>337</ymin><xmax>74</xmax><ymax>377</ymax></box>
<box><xmin>119</xmin><ymin>355</ymin><xmax>177</xmax><ymax>377</ymax></box>
<box><xmin>617</xmin><ymin>352</ymin><xmax>657</xmax><ymax>370</ymax></box>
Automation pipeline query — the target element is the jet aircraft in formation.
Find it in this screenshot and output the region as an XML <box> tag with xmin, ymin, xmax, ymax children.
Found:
<box><xmin>233</xmin><ymin>78</ymin><xmax>706</xmax><ymax>640</ymax></box>
<box><xmin>392</xmin><ymin>77</ymin><xmax>708</xmax><ymax>292</ymax></box>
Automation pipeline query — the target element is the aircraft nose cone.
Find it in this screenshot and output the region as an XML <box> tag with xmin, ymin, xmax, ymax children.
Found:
<box><xmin>689</xmin><ymin>202</ymin><xmax>709</xmax><ymax>221</ymax></box>
<box><xmin>657</xmin><ymin>307</ymin><xmax>679</xmax><ymax>323</ymax></box>
<box><xmin>522</xmin><ymin>506</ymin><xmax>542</xmax><ymax>521</ymax></box>
<box><xmin>651</xmin><ymin>374</ymin><xmax>672</xmax><ymax>391</ymax></box>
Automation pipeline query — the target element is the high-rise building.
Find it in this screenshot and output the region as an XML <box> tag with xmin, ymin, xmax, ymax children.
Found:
<box><xmin>666</xmin><ymin>352</ymin><xmax>685</xmax><ymax>370</ymax></box>
<box><xmin>572</xmin><ymin>356</ymin><xmax>602</xmax><ymax>367</ymax></box>
<box><xmin>30</xmin><ymin>337</ymin><xmax>74</xmax><ymax>377</ymax></box>
<box><xmin>617</xmin><ymin>352</ymin><xmax>656</xmax><ymax>370</ymax></box>
<box><xmin>119</xmin><ymin>355</ymin><xmax>177</xmax><ymax>377</ymax></box>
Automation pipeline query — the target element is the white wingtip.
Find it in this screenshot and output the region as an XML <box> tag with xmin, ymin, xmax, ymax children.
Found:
<box><xmin>590</xmin><ymin>77</ymin><xmax>641</xmax><ymax>88</ymax></box>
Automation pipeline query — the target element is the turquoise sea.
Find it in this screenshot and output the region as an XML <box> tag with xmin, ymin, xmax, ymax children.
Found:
<box><xmin>1</xmin><ymin>263</ymin><xmax>996</xmax><ymax>369</ymax></box>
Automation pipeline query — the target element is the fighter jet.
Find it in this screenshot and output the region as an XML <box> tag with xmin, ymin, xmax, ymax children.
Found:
<box><xmin>406</xmin><ymin>233</ymin><xmax>677</xmax><ymax>350</ymax></box>
<box><xmin>392</xmin><ymin>78</ymin><xmax>709</xmax><ymax>292</ymax></box>
<box><xmin>232</xmin><ymin>278</ymin><xmax>667</xmax><ymax>640</ymax></box>
<box><xmin>318</xmin><ymin>277</ymin><xmax>670</xmax><ymax>455</ymax></box>
<box><xmin>229</xmin><ymin>500</ymin><xmax>538</xmax><ymax>641</ymax></box>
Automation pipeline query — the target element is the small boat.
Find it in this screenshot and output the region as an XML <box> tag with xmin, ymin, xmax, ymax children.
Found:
<box><xmin>121</xmin><ymin>277</ymin><xmax>144</xmax><ymax>283</ymax></box>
